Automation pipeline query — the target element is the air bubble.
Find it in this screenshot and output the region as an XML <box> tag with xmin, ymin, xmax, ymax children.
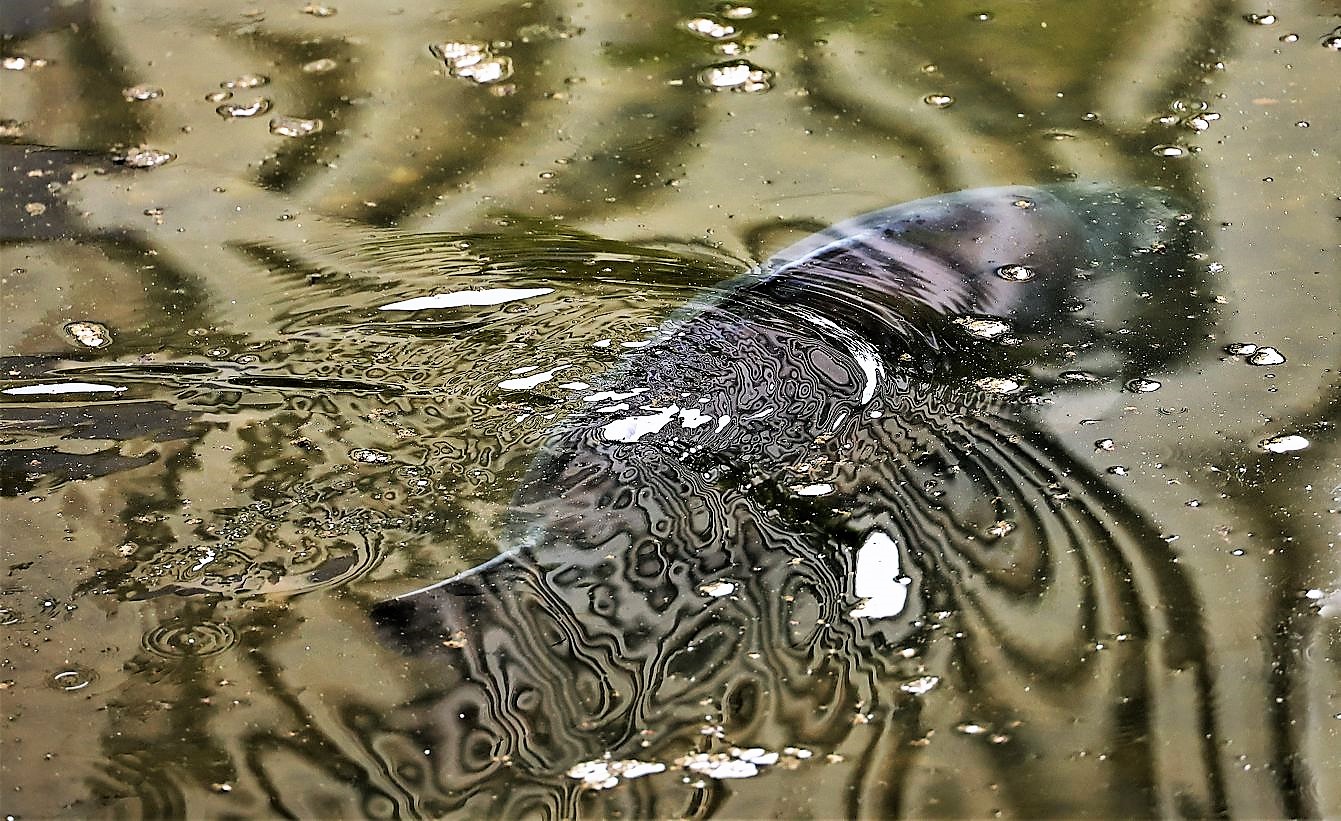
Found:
<box><xmin>1260</xmin><ymin>434</ymin><xmax>1308</xmax><ymax>453</ymax></box>
<box><xmin>1094</xmin><ymin>438</ymin><xmax>1115</xmax><ymax>452</ymax></box>
<box><xmin>114</xmin><ymin>146</ymin><xmax>174</xmax><ymax>168</ymax></box>
<box><xmin>697</xmin><ymin>60</ymin><xmax>773</xmax><ymax>92</ymax></box>
<box><xmin>994</xmin><ymin>264</ymin><xmax>1035</xmax><ymax>282</ymax></box>
<box><xmin>122</xmin><ymin>84</ymin><xmax>163</xmax><ymax>101</ymax></box>
<box><xmin>2</xmin><ymin>56</ymin><xmax>47</xmax><ymax>71</ymax></box>
<box><xmin>1152</xmin><ymin>144</ymin><xmax>1188</xmax><ymax>158</ymax></box>
<box><xmin>1126</xmin><ymin>377</ymin><xmax>1162</xmax><ymax>393</ymax></box>
<box><xmin>975</xmin><ymin>376</ymin><xmax>1024</xmax><ymax>395</ymax></box>
<box><xmin>430</xmin><ymin>41</ymin><xmax>514</xmax><ymax>85</ymax></box>
<box><xmin>63</xmin><ymin>321</ymin><xmax>112</xmax><ymax>349</ymax></box>
<box><xmin>216</xmin><ymin>98</ymin><xmax>272</xmax><ymax>119</ymax></box>
<box><xmin>1242</xmin><ymin>12</ymin><xmax>1276</xmax><ymax>25</ymax></box>
<box><xmin>923</xmin><ymin>94</ymin><xmax>954</xmax><ymax>108</ymax></box>
<box><xmin>683</xmin><ymin>17</ymin><xmax>738</xmax><ymax>40</ymax></box>
<box><xmin>1246</xmin><ymin>346</ymin><xmax>1285</xmax><ymax>366</ymax></box>
<box><xmin>349</xmin><ymin>448</ymin><xmax>392</xmax><ymax>464</ymax></box>
<box><xmin>269</xmin><ymin>116</ymin><xmax>324</xmax><ymax>137</ymax></box>
<box><xmin>221</xmin><ymin>73</ymin><xmax>269</xmax><ymax>89</ymax></box>
<box><xmin>1323</xmin><ymin>34</ymin><xmax>1341</xmax><ymax>50</ymax></box>
<box><xmin>952</xmin><ymin>316</ymin><xmax>1011</xmax><ymax>339</ymax></box>
<box><xmin>302</xmin><ymin>58</ymin><xmax>338</xmax><ymax>73</ymax></box>
<box><xmin>900</xmin><ymin>675</ymin><xmax>940</xmax><ymax>695</ymax></box>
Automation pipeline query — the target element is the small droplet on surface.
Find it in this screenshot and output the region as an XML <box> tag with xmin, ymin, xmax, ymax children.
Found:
<box><xmin>1278</xmin><ymin>32</ymin><xmax>1299</xmax><ymax>43</ymax></box>
<box><xmin>1246</xmin><ymin>346</ymin><xmax>1285</xmax><ymax>366</ymax></box>
<box><xmin>697</xmin><ymin>60</ymin><xmax>773</xmax><ymax>92</ymax></box>
<box><xmin>122</xmin><ymin>84</ymin><xmax>163</xmax><ymax>101</ymax></box>
<box><xmin>1259</xmin><ymin>434</ymin><xmax>1308</xmax><ymax>453</ymax></box>
<box><xmin>923</xmin><ymin>93</ymin><xmax>954</xmax><ymax>108</ymax></box>
<box><xmin>994</xmin><ymin>264</ymin><xmax>1035</xmax><ymax>282</ymax></box>
<box><xmin>63</xmin><ymin>321</ymin><xmax>113</xmax><ymax>349</ymax></box>
<box><xmin>216</xmin><ymin>97</ymin><xmax>272</xmax><ymax>118</ymax></box>
<box><xmin>969</xmin><ymin>11</ymin><xmax>993</xmax><ymax>22</ymax></box>
<box><xmin>1126</xmin><ymin>377</ymin><xmax>1162</xmax><ymax>393</ymax></box>
<box><xmin>269</xmin><ymin>116</ymin><xmax>324</xmax><ymax>137</ymax></box>
<box><xmin>1152</xmin><ymin>144</ymin><xmax>1189</xmax><ymax>158</ymax></box>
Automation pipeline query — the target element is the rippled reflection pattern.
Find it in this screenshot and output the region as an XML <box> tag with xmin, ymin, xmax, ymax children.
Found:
<box><xmin>370</xmin><ymin>186</ymin><xmax>1225</xmax><ymax>817</ymax></box>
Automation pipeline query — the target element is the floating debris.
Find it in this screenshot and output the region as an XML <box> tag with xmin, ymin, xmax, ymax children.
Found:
<box><xmin>302</xmin><ymin>58</ymin><xmax>338</xmax><ymax>73</ymax></box>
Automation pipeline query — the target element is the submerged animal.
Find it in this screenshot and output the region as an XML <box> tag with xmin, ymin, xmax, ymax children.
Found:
<box><xmin>370</xmin><ymin>185</ymin><xmax>1225</xmax><ymax>818</ymax></box>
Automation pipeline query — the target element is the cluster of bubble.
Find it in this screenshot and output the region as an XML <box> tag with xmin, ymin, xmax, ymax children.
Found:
<box><xmin>429</xmin><ymin>41</ymin><xmax>514</xmax><ymax>85</ymax></box>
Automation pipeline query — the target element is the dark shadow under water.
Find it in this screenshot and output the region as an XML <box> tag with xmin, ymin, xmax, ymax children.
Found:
<box><xmin>368</xmin><ymin>185</ymin><xmax>1227</xmax><ymax>818</ymax></box>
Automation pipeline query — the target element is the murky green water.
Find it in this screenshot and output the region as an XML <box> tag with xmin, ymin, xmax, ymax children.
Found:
<box><xmin>2</xmin><ymin>0</ymin><xmax>1338</xmax><ymax>818</ymax></box>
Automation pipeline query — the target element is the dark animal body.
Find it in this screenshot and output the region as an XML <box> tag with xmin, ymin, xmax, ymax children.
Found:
<box><xmin>372</xmin><ymin>186</ymin><xmax>1225</xmax><ymax>818</ymax></box>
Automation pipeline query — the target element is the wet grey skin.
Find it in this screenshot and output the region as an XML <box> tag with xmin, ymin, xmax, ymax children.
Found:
<box><xmin>371</xmin><ymin>185</ymin><xmax>1226</xmax><ymax>817</ymax></box>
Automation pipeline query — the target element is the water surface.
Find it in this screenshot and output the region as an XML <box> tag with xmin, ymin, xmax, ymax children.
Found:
<box><xmin>1</xmin><ymin>0</ymin><xmax>1337</xmax><ymax>817</ymax></box>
